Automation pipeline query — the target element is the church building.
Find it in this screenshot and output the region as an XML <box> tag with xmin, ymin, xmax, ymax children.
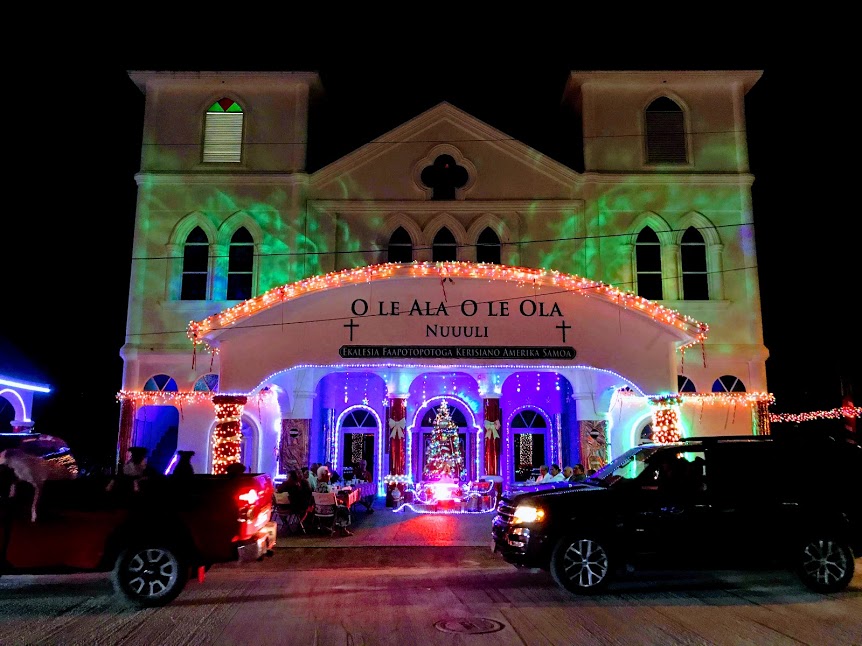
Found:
<box><xmin>117</xmin><ymin>69</ymin><xmax>772</xmax><ymax>493</ymax></box>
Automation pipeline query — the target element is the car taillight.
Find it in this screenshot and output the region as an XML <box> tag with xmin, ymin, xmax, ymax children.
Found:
<box><xmin>235</xmin><ymin>488</ymin><xmax>270</xmax><ymax>540</ymax></box>
<box><xmin>238</xmin><ymin>489</ymin><xmax>260</xmax><ymax>505</ymax></box>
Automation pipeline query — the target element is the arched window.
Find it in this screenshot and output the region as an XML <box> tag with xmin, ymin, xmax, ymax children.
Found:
<box><xmin>512</xmin><ymin>409</ymin><xmax>547</xmax><ymax>478</ymax></box>
<box><xmin>645</xmin><ymin>97</ymin><xmax>686</xmax><ymax>164</ymax></box>
<box><xmin>510</xmin><ymin>410</ymin><xmax>548</xmax><ymax>428</ymax></box>
<box><xmin>387</xmin><ymin>226</ymin><xmax>413</xmax><ymax>263</ymax></box>
<box><xmin>203</xmin><ymin>98</ymin><xmax>243</xmax><ymax>163</ymax></box>
<box><xmin>421</xmin><ymin>404</ymin><xmax>467</xmax><ymax>427</ymax></box>
<box><xmin>342</xmin><ymin>409</ymin><xmax>378</xmax><ymax>428</ymax></box>
<box><xmin>181</xmin><ymin>226</ymin><xmax>209</xmax><ymax>300</ymax></box>
<box><xmin>476</xmin><ymin>227</ymin><xmax>501</xmax><ymax>264</ymax></box>
<box><xmin>143</xmin><ymin>374</ymin><xmax>179</xmax><ymax>392</ymax></box>
<box><xmin>681</xmin><ymin>227</ymin><xmax>709</xmax><ymax>300</ymax></box>
<box><xmin>635</xmin><ymin>227</ymin><xmax>663</xmax><ymax>300</ymax></box>
<box><xmin>342</xmin><ymin>409</ymin><xmax>377</xmax><ymax>469</ymax></box>
<box><xmin>677</xmin><ymin>375</ymin><xmax>697</xmax><ymax>393</ymax></box>
<box><xmin>227</xmin><ymin>227</ymin><xmax>254</xmax><ymax>301</ymax></box>
<box><xmin>432</xmin><ymin>227</ymin><xmax>457</xmax><ymax>262</ymax></box>
<box><xmin>194</xmin><ymin>374</ymin><xmax>220</xmax><ymax>392</ymax></box>
<box><xmin>712</xmin><ymin>375</ymin><xmax>746</xmax><ymax>393</ymax></box>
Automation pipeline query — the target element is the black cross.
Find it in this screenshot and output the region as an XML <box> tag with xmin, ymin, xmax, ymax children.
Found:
<box><xmin>344</xmin><ymin>318</ymin><xmax>359</xmax><ymax>341</ymax></box>
<box><xmin>556</xmin><ymin>320</ymin><xmax>571</xmax><ymax>343</ymax></box>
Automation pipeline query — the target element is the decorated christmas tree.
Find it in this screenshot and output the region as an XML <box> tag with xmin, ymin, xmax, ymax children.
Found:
<box><xmin>424</xmin><ymin>400</ymin><xmax>463</xmax><ymax>481</ymax></box>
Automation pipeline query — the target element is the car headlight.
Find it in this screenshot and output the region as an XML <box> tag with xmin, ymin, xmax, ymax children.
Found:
<box><xmin>512</xmin><ymin>505</ymin><xmax>545</xmax><ymax>524</ymax></box>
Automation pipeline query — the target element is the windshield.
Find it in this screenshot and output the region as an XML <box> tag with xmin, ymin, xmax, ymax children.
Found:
<box><xmin>590</xmin><ymin>445</ymin><xmax>662</xmax><ymax>486</ymax></box>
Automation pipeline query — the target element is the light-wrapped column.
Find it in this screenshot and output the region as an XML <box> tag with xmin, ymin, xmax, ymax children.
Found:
<box><xmin>212</xmin><ymin>395</ymin><xmax>247</xmax><ymax>474</ymax></box>
<box><xmin>388</xmin><ymin>397</ymin><xmax>406</xmax><ymax>475</ymax></box>
<box><xmin>483</xmin><ymin>398</ymin><xmax>502</xmax><ymax>476</ymax></box>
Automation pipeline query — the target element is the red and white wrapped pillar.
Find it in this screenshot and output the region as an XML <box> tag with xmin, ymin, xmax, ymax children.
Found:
<box><xmin>483</xmin><ymin>398</ymin><xmax>501</xmax><ymax>476</ymax></box>
<box><xmin>388</xmin><ymin>397</ymin><xmax>407</xmax><ymax>475</ymax></box>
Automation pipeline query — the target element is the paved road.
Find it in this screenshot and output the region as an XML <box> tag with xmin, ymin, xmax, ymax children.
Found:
<box><xmin>1</xmin><ymin>548</ymin><xmax>860</xmax><ymax>645</ymax></box>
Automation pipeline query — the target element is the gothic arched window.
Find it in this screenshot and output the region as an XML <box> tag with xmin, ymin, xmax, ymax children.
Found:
<box><xmin>476</xmin><ymin>227</ymin><xmax>501</xmax><ymax>264</ymax></box>
<box><xmin>181</xmin><ymin>226</ymin><xmax>209</xmax><ymax>300</ymax></box>
<box><xmin>635</xmin><ymin>227</ymin><xmax>663</xmax><ymax>300</ymax></box>
<box><xmin>432</xmin><ymin>227</ymin><xmax>458</xmax><ymax>262</ymax></box>
<box><xmin>681</xmin><ymin>227</ymin><xmax>708</xmax><ymax>300</ymax></box>
<box><xmin>387</xmin><ymin>226</ymin><xmax>413</xmax><ymax>263</ymax></box>
<box><xmin>227</xmin><ymin>226</ymin><xmax>254</xmax><ymax>301</ymax></box>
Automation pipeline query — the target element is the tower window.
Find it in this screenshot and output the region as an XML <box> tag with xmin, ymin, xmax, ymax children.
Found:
<box><xmin>203</xmin><ymin>98</ymin><xmax>243</xmax><ymax>163</ymax></box>
<box><xmin>646</xmin><ymin>97</ymin><xmax>686</xmax><ymax>164</ymax></box>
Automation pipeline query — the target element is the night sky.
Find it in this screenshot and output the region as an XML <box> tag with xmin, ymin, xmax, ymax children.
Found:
<box><xmin>2</xmin><ymin>53</ymin><xmax>858</xmax><ymax>465</ymax></box>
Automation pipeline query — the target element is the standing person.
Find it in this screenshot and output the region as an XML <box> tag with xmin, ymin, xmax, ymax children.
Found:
<box><xmin>314</xmin><ymin>466</ymin><xmax>353</xmax><ymax>537</ymax></box>
<box><xmin>535</xmin><ymin>465</ymin><xmax>549</xmax><ymax>483</ymax></box>
<box><xmin>546</xmin><ymin>464</ymin><xmax>565</xmax><ymax>482</ymax></box>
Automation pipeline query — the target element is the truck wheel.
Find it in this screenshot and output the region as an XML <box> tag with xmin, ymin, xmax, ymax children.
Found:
<box><xmin>796</xmin><ymin>537</ymin><xmax>855</xmax><ymax>593</ymax></box>
<box><xmin>112</xmin><ymin>545</ymin><xmax>188</xmax><ymax>607</ymax></box>
<box><xmin>550</xmin><ymin>535</ymin><xmax>613</xmax><ymax>594</ymax></box>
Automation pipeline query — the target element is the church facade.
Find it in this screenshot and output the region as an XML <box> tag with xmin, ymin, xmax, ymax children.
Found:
<box><xmin>118</xmin><ymin>69</ymin><xmax>771</xmax><ymax>491</ymax></box>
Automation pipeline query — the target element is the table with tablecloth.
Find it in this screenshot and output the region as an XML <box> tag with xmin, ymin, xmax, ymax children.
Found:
<box><xmin>335</xmin><ymin>482</ymin><xmax>377</xmax><ymax>514</ymax></box>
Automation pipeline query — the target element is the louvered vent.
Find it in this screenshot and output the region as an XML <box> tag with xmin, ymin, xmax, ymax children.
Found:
<box><xmin>646</xmin><ymin>111</ymin><xmax>686</xmax><ymax>164</ymax></box>
<box><xmin>203</xmin><ymin>112</ymin><xmax>243</xmax><ymax>163</ymax></box>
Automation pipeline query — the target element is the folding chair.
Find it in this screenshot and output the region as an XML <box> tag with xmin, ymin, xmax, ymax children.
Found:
<box><xmin>274</xmin><ymin>491</ymin><xmax>307</xmax><ymax>535</ymax></box>
<box><xmin>311</xmin><ymin>491</ymin><xmax>337</xmax><ymax>536</ymax></box>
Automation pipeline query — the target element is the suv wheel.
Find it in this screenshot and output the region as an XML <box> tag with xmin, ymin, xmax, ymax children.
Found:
<box><xmin>112</xmin><ymin>545</ymin><xmax>188</xmax><ymax>607</ymax></box>
<box><xmin>796</xmin><ymin>537</ymin><xmax>855</xmax><ymax>593</ymax></box>
<box><xmin>550</xmin><ymin>536</ymin><xmax>613</xmax><ymax>594</ymax></box>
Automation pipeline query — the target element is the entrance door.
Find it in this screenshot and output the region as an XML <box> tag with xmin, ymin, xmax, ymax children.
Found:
<box><xmin>511</xmin><ymin>409</ymin><xmax>548</xmax><ymax>481</ymax></box>
<box><xmin>419</xmin><ymin>402</ymin><xmax>468</xmax><ymax>480</ymax></box>
<box><xmin>340</xmin><ymin>407</ymin><xmax>378</xmax><ymax>482</ymax></box>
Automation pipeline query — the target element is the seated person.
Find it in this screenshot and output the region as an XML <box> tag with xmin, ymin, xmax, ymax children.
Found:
<box><xmin>325</xmin><ymin>461</ymin><xmax>341</xmax><ymax>483</ymax></box>
<box><xmin>281</xmin><ymin>468</ymin><xmax>313</xmax><ymax>515</ymax></box>
<box><xmin>307</xmin><ymin>463</ymin><xmax>320</xmax><ymax>490</ymax></box>
<box><xmin>354</xmin><ymin>459</ymin><xmax>373</xmax><ymax>483</ymax></box>
<box><xmin>315</xmin><ymin>466</ymin><xmax>352</xmax><ymax>537</ymax></box>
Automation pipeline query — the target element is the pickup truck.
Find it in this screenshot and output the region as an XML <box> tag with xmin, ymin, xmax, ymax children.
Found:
<box><xmin>1</xmin><ymin>444</ymin><xmax>276</xmax><ymax>607</ymax></box>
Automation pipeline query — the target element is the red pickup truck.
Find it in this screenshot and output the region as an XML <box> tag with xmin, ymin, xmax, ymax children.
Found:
<box><xmin>0</xmin><ymin>460</ymin><xmax>276</xmax><ymax>607</ymax></box>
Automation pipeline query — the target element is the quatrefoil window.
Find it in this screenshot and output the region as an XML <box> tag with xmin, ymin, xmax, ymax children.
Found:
<box><xmin>420</xmin><ymin>154</ymin><xmax>468</xmax><ymax>200</ymax></box>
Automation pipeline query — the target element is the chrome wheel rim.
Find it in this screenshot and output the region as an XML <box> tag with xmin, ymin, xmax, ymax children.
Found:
<box><xmin>562</xmin><ymin>539</ymin><xmax>609</xmax><ymax>588</ymax></box>
<box><xmin>801</xmin><ymin>540</ymin><xmax>849</xmax><ymax>587</ymax></box>
<box><xmin>126</xmin><ymin>548</ymin><xmax>179</xmax><ymax>599</ymax></box>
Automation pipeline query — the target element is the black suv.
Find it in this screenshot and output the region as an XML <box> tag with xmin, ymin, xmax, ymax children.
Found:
<box><xmin>492</xmin><ymin>422</ymin><xmax>861</xmax><ymax>594</ymax></box>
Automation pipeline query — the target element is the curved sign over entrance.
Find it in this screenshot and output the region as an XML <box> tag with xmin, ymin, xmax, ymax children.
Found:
<box><xmin>188</xmin><ymin>263</ymin><xmax>707</xmax><ymax>394</ymax></box>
